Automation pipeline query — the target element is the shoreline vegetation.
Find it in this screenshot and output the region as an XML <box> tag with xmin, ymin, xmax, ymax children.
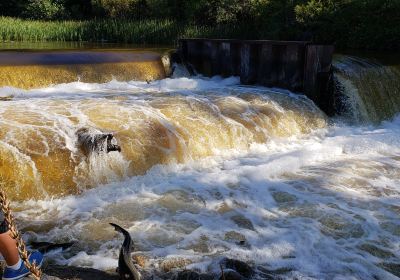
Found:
<box><xmin>0</xmin><ymin>0</ymin><xmax>399</xmax><ymax>50</ymax></box>
<box><xmin>0</xmin><ymin>17</ymin><xmax>253</xmax><ymax>45</ymax></box>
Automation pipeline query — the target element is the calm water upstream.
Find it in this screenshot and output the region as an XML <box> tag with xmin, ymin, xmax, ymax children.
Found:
<box><xmin>0</xmin><ymin>45</ymin><xmax>399</xmax><ymax>279</ymax></box>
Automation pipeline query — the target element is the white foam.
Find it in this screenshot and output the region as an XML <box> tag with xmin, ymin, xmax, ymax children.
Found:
<box><xmin>0</xmin><ymin>76</ymin><xmax>241</xmax><ymax>100</ymax></box>
<box><xmin>11</xmin><ymin>115</ymin><xmax>400</xmax><ymax>279</ymax></box>
<box><xmin>1</xmin><ymin>77</ymin><xmax>399</xmax><ymax>279</ymax></box>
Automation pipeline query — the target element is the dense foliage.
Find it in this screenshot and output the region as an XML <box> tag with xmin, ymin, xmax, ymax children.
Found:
<box><xmin>0</xmin><ymin>0</ymin><xmax>398</xmax><ymax>50</ymax></box>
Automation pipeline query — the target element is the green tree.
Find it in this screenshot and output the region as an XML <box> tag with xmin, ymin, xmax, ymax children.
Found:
<box><xmin>23</xmin><ymin>0</ymin><xmax>65</xmax><ymax>20</ymax></box>
<box><xmin>63</xmin><ymin>0</ymin><xmax>93</xmax><ymax>19</ymax></box>
<box><xmin>0</xmin><ymin>0</ymin><xmax>29</xmax><ymax>17</ymax></box>
<box><xmin>250</xmin><ymin>0</ymin><xmax>303</xmax><ymax>40</ymax></box>
<box><xmin>295</xmin><ymin>0</ymin><xmax>400</xmax><ymax>49</ymax></box>
<box><xmin>91</xmin><ymin>0</ymin><xmax>138</xmax><ymax>18</ymax></box>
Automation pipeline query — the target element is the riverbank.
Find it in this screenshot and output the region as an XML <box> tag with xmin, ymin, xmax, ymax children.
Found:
<box><xmin>1</xmin><ymin>12</ymin><xmax>399</xmax><ymax>51</ymax></box>
<box><xmin>0</xmin><ymin>17</ymin><xmax>249</xmax><ymax>45</ymax></box>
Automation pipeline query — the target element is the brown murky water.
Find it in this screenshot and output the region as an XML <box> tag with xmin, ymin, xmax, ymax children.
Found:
<box><xmin>0</xmin><ymin>51</ymin><xmax>167</xmax><ymax>89</ymax></box>
<box><xmin>0</xmin><ymin>48</ymin><xmax>399</xmax><ymax>279</ymax></box>
<box><xmin>0</xmin><ymin>89</ymin><xmax>326</xmax><ymax>200</ymax></box>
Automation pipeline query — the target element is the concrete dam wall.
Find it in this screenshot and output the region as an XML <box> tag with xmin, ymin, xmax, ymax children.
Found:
<box><xmin>0</xmin><ymin>50</ymin><xmax>167</xmax><ymax>89</ymax></box>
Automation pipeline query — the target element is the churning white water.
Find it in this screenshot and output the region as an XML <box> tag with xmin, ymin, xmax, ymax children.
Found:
<box><xmin>0</xmin><ymin>76</ymin><xmax>399</xmax><ymax>279</ymax></box>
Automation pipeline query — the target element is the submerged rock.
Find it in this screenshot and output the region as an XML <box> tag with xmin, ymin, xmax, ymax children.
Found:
<box><xmin>41</xmin><ymin>276</ymin><xmax>63</xmax><ymax>280</ymax></box>
<box><xmin>29</xmin><ymin>241</ymin><xmax>75</xmax><ymax>254</ymax></box>
<box><xmin>257</xmin><ymin>266</ymin><xmax>293</xmax><ymax>279</ymax></box>
<box><xmin>183</xmin><ymin>235</ymin><xmax>211</xmax><ymax>253</ymax></box>
<box><xmin>220</xmin><ymin>258</ymin><xmax>254</xmax><ymax>279</ymax></box>
<box><xmin>174</xmin><ymin>270</ymin><xmax>214</xmax><ymax>280</ymax></box>
<box><xmin>219</xmin><ymin>269</ymin><xmax>244</xmax><ymax>280</ymax></box>
<box><xmin>43</xmin><ymin>264</ymin><xmax>119</xmax><ymax>280</ymax></box>
<box><xmin>379</xmin><ymin>263</ymin><xmax>400</xmax><ymax>278</ymax></box>
<box><xmin>271</xmin><ymin>191</ymin><xmax>297</xmax><ymax>204</ymax></box>
<box><xmin>224</xmin><ymin>231</ymin><xmax>246</xmax><ymax>245</ymax></box>
<box><xmin>0</xmin><ymin>96</ymin><xmax>13</xmax><ymax>101</ymax></box>
<box><xmin>359</xmin><ymin>243</ymin><xmax>395</xmax><ymax>259</ymax></box>
<box><xmin>230</xmin><ymin>214</ymin><xmax>255</xmax><ymax>231</ymax></box>
<box><xmin>160</xmin><ymin>258</ymin><xmax>193</xmax><ymax>272</ymax></box>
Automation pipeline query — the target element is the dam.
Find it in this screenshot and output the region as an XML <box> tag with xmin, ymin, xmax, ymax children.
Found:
<box><xmin>0</xmin><ymin>40</ymin><xmax>335</xmax><ymax>114</ymax></box>
<box><xmin>178</xmin><ymin>39</ymin><xmax>335</xmax><ymax>114</ymax></box>
<box><xmin>0</xmin><ymin>49</ymin><xmax>167</xmax><ymax>89</ymax></box>
<box><xmin>0</xmin><ymin>44</ymin><xmax>399</xmax><ymax>279</ymax></box>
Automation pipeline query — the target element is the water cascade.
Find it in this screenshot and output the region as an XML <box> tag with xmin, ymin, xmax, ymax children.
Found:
<box><xmin>333</xmin><ymin>55</ymin><xmax>400</xmax><ymax>123</ymax></box>
<box><xmin>0</xmin><ymin>51</ymin><xmax>167</xmax><ymax>89</ymax></box>
<box><xmin>0</xmin><ymin>51</ymin><xmax>399</xmax><ymax>279</ymax></box>
<box><xmin>0</xmin><ymin>84</ymin><xmax>326</xmax><ymax>199</ymax></box>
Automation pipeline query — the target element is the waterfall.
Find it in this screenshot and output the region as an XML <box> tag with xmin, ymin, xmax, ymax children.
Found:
<box><xmin>1</xmin><ymin>52</ymin><xmax>400</xmax><ymax>279</ymax></box>
<box><xmin>0</xmin><ymin>82</ymin><xmax>326</xmax><ymax>200</ymax></box>
<box><xmin>333</xmin><ymin>55</ymin><xmax>400</xmax><ymax>123</ymax></box>
<box><xmin>0</xmin><ymin>51</ymin><xmax>167</xmax><ymax>89</ymax></box>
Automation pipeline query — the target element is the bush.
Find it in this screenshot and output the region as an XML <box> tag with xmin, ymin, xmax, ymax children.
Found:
<box><xmin>294</xmin><ymin>0</ymin><xmax>400</xmax><ymax>50</ymax></box>
<box><xmin>91</xmin><ymin>0</ymin><xmax>137</xmax><ymax>18</ymax></box>
<box><xmin>23</xmin><ymin>0</ymin><xmax>65</xmax><ymax>20</ymax></box>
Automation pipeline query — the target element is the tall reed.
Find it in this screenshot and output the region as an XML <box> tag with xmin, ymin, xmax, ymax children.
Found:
<box><xmin>0</xmin><ymin>17</ymin><xmax>250</xmax><ymax>44</ymax></box>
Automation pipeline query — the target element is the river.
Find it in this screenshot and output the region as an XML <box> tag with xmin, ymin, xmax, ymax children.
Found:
<box><xmin>0</xmin><ymin>44</ymin><xmax>399</xmax><ymax>279</ymax></box>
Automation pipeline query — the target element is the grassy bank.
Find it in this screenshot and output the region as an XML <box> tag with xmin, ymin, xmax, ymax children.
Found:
<box><xmin>1</xmin><ymin>0</ymin><xmax>400</xmax><ymax>50</ymax></box>
<box><xmin>1</xmin><ymin>15</ymin><xmax>399</xmax><ymax>50</ymax></box>
<box><xmin>0</xmin><ymin>17</ymin><xmax>254</xmax><ymax>45</ymax></box>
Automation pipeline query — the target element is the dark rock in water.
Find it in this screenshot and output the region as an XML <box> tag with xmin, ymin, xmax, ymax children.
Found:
<box><xmin>174</xmin><ymin>270</ymin><xmax>214</xmax><ymax>280</ymax></box>
<box><xmin>29</xmin><ymin>241</ymin><xmax>74</xmax><ymax>254</ymax></box>
<box><xmin>43</xmin><ymin>264</ymin><xmax>119</xmax><ymax>280</ymax></box>
<box><xmin>170</xmin><ymin>51</ymin><xmax>182</xmax><ymax>64</ymax></box>
<box><xmin>110</xmin><ymin>223</ymin><xmax>141</xmax><ymax>280</ymax></box>
<box><xmin>219</xmin><ymin>269</ymin><xmax>245</xmax><ymax>280</ymax></box>
<box><xmin>359</xmin><ymin>243</ymin><xmax>395</xmax><ymax>259</ymax></box>
<box><xmin>220</xmin><ymin>258</ymin><xmax>254</xmax><ymax>278</ymax></box>
<box><xmin>379</xmin><ymin>263</ymin><xmax>400</xmax><ymax>278</ymax></box>
<box><xmin>230</xmin><ymin>214</ymin><xmax>255</xmax><ymax>231</ymax></box>
<box><xmin>257</xmin><ymin>266</ymin><xmax>293</xmax><ymax>280</ymax></box>
<box><xmin>0</xmin><ymin>96</ymin><xmax>13</xmax><ymax>101</ymax></box>
<box><xmin>224</xmin><ymin>231</ymin><xmax>246</xmax><ymax>245</ymax></box>
<box><xmin>76</xmin><ymin>128</ymin><xmax>121</xmax><ymax>156</ymax></box>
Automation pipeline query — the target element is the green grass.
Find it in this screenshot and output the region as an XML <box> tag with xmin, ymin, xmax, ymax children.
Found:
<box><xmin>0</xmin><ymin>17</ymin><xmax>253</xmax><ymax>45</ymax></box>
